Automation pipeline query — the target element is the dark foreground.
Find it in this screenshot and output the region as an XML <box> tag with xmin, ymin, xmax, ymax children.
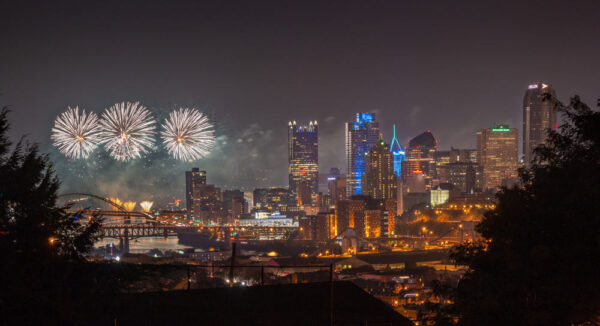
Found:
<box><xmin>28</xmin><ymin>281</ymin><xmax>413</xmax><ymax>325</ymax></box>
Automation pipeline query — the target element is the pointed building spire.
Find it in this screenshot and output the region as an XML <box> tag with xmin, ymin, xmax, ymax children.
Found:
<box><xmin>390</xmin><ymin>124</ymin><xmax>402</xmax><ymax>152</ymax></box>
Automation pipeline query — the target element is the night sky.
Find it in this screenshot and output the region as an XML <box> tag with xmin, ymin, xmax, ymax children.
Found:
<box><xmin>1</xmin><ymin>0</ymin><xmax>599</xmax><ymax>197</ymax></box>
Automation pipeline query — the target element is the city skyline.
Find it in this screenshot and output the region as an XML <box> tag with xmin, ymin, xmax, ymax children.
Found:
<box><xmin>2</xmin><ymin>0</ymin><xmax>600</xmax><ymax>193</ymax></box>
<box><xmin>3</xmin><ymin>2</ymin><xmax>600</xmax><ymax>324</ymax></box>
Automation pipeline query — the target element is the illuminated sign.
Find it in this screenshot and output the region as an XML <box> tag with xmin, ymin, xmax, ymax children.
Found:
<box><xmin>528</xmin><ymin>84</ymin><xmax>538</xmax><ymax>89</ymax></box>
<box><xmin>357</xmin><ymin>113</ymin><xmax>374</xmax><ymax>123</ymax></box>
<box><xmin>492</xmin><ymin>128</ymin><xmax>510</xmax><ymax>132</ymax></box>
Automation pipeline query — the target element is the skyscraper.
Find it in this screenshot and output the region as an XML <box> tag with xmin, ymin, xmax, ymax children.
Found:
<box><xmin>389</xmin><ymin>124</ymin><xmax>405</xmax><ymax>178</ymax></box>
<box><xmin>327</xmin><ymin>168</ymin><xmax>346</xmax><ymax>206</ymax></box>
<box><xmin>185</xmin><ymin>168</ymin><xmax>206</xmax><ymax>221</ymax></box>
<box><xmin>362</xmin><ymin>137</ymin><xmax>397</xmax><ymax>200</ymax></box>
<box><xmin>288</xmin><ymin>120</ymin><xmax>318</xmax><ymax>197</ymax></box>
<box><xmin>477</xmin><ymin>125</ymin><xmax>519</xmax><ymax>190</ymax></box>
<box><xmin>185</xmin><ymin>168</ymin><xmax>222</xmax><ymax>224</ymax></box>
<box><xmin>345</xmin><ymin>113</ymin><xmax>380</xmax><ymax>195</ymax></box>
<box><xmin>523</xmin><ymin>82</ymin><xmax>558</xmax><ymax>166</ymax></box>
<box><xmin>403</xmin><ymin>130</ymin><xmax>437</xmax><ymax>189</ymax></box>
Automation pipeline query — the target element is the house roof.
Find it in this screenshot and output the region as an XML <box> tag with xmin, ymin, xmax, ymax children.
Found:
<box><xmin>92</xmin><ymin>281</ymin><xmax>414</xmax><ymax>325</ymax></box>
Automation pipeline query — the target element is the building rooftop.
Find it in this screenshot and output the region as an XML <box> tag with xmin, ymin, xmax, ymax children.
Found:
<box><xmin>408</xmin><ymin>131</ymin><xmax>436</xmax><ymax>148</ymax></box>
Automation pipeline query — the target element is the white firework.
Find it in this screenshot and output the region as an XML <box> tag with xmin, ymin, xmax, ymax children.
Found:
<box><xmin>51</xmin><ymin>106</ymin><xmax>101</xmax><ymax>159</ymax></box>
<box><xmin>161</xmin><ymin>108</ymin><xmax>215</xmax><ymax>161</ymax></box>
<box><xmin>99</xmin><ymin>101</ymin><xmax>156</xmax><ymax>161</ymax></box>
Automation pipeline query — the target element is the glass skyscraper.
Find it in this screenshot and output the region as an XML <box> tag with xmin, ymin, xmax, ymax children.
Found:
<box><xmin>288</xmin><ymin>120</ymin><xmax>318</xmax><ymax>198</ymax></box>
<box><xmin>523</xmin><ymin>82</ymin><xmax>558</xmax><ymax>166</ymax></box>
<box><xmin>345</xmin><ymin>113</ymin><xmax>380</xmax><ymax>195</ymax></box>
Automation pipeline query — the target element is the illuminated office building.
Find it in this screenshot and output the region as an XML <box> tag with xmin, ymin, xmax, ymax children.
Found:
<box><xmin>222</xmin><ymin>189</ymin><xmax>247</xmax><ymax>222</ymax></box>
<box><xmin>446</xmin><ymin>162</ymin><xmax>483</xmax><ymax>193</ymax></box>
<box><xmin>389</xmin><ymin>124</ymin><xmax>405</xmax><ymax>178</ymax></box>
<box><xmin>184</xmin><ymin>168</ymin><xmax>222</xmax><ymax>224</ymax></box>
<box><xmin>383</xmin><ymin>198</ymin><xmax>396</xmax><ymax>236</ymax></box>
<box><xmin>315</xmin><ymin>212</ymin><xmax>336</xmax><ymax>241</ymax></box>
<box><xmin>403</xmin><ymin>131</ymin><xmax>437</xmax><ymax>189</ymax></box>
<box><xmin>430</xmin><ymin>186</ymin><xmax>450</xmax><ymax>207</ymax></box>
<box><xmin>364</xmin><ymin>210</ymin><xmax>382</xmax><ymax>238</ymax></box>
<box><xmin>345</xmin><ymin>113</ymin><xmax>380</xmax><ymax>195</ymax></box>
<box><xmin>477</xmin><ymin>125</ymin><xmax>519</xmax><ymax>190</ymax></box>
<box><xmin>335</xmin><ymin>199</ymin><xmax>365</xmax><ymax>234</ymax></box>
<box><xmin>435</xmin><ymin>147</ymin><xmax>477</xmax><ymax>182</ymax></box>
<box><xmin>327</xmin><ymin>168</ymin><xmax>346</xmax><ymax>205</ymax></box>
<box><xmin>523</xmin><ymin>82</ymin><xmax>558</xmax><ymax>166</ymax></box>
<box><xmin>185</xmin><ymin>168</ymin><xmax>207</xmax><ymax>221</ymax></box>
<box><xmin>296</xmin><ymin>180</ymin><xmax>313</xmax><ymax>206</ymax></box>
<box><xmin>252</xmin><ymin>187</ymin><xmax>291</xmax><ymax>211</ymax></box>
<box><xmin>362</xmin><ymin>137</ymin><xmax>397</xmax><ymax>200</ymax></box>
<box><xmin>288</xmin><ymin>120</ymin><xmax>318</xmax><ymax>197</ymax></box>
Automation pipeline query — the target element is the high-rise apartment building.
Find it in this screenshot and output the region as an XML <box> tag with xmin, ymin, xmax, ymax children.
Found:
<box><xmin>403</xmin><ymin>131</ymin><xmax>437</xmax><ymax>189</ymax></box>
<box><xmin>345</xmin><ymin>113</ymin><xmax>380</xmax><ymax>196</ymax></box>
<box><xmin>477</xmin><ymin>125</ymin><xmax>519</xmax><ymax>190</ymax></box>
<box><xmin>362</xmin><ymin>137</ymin><xmax>397</xmax><ymax>200</ymax></box>
<box><xmin>288</xmin><ymin>120</ymin><xmax>318</xmax><ymax>197</ymax></box>
<box><xmin>523</xmin><ymin>82</ymin><xmax>558</xmax><ymax>166</ymax></box>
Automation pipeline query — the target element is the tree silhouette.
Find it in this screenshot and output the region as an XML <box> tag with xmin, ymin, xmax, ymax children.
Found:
<box><xmin>0</xmin><ymin>107</ymin><xmax>101</xmax><ymax>259</ymax></box>
<box><xmin>0</xmin><ymin>108</ymin><xmax>102</xmax><ymax>323</ymax></box>
<box><xmin>445</xmin><ymin>96</ymin><xmax>600</xmax><ymax>325</ymax></box>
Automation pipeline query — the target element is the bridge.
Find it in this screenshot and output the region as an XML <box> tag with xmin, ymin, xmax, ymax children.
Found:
<box><xmin>58</xmin><ymin>193</ymin><xmax>172</xmax><ymax>252</ymax></box>
<box><xmin>99</xmin><ymin>225</ymin><xmax>179</xmax><ymax>238</ymax></box>
<box><xmin>58</xmin><ymin>192</ymin><xmax>303</xmax><ymax>253</ymax></box>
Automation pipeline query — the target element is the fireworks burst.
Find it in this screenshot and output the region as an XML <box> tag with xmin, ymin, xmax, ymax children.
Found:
<box><xmin>108</xmin><ymin>197</ymin><xmax>123</xmax><ymax>208</ymax></box>
<box><xmin>161</xmin><ymin>108</ymin><xmax>215</xmax><ymax>161</ymax></box>
<box><xmin>123</xmin><ymin>201</ymin><xmax>136</xmax><ymax>211</ymax></box>
<box><xmin>51</xmin><ymin>106</ymin><xmax>101</xmax><ymax>159</ymax></box>
<box><xmin>140</xmin><ymin>201</ymin><xmax>154</xmax><ymax>213</ymax></box>
<box><xmin>99</xmin><ymin>101</ymin><xmax>156</xmax><ymax>161</ymax></box>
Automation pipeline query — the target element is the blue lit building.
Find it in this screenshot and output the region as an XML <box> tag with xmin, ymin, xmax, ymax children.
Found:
<box><xmin>345</xmin><ymin>113</ymin><xmax>380</xmax><ymax>195</ymax></box>
<box><xmin>389</xmin><ymin>124</ymin><xmax>405</xmax><ymax>178</ymax></box>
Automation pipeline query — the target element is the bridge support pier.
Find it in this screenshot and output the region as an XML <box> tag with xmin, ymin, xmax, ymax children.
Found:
<box><xmin>119</xmin><ymin>229</ymin><xmax>130</xmax><ymax>254</ymax></box>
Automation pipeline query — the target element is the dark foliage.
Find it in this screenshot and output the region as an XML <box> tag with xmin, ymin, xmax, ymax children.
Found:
<box><xmin>438</xmin><ymin>96</ymin><xmax>600</xmax><ymax>325</ymax></box>
<box><xmin>0</xmin><ymin>108</ymin><xmax>105</xmax><ymax>324</ymax></box>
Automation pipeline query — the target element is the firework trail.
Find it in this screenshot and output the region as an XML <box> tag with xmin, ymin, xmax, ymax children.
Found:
<box><xmin>123</xmin><ymin>201</ymin><xmax>136</xmax><ymax>211</ymax></box>
<box><xmin>51</xmin><ymin>106</ymin><xmax>101</xmax><ymax>159</ymax></box>
<box><xmin>99</xmin><ymin>101</ymin><xmax>156</xmax><ymax>161</ymax></box>
<box><xmin>161</xmin><ymin>108</ymin><xmax>215</xmax><ymax>161</ymax></box>
<box><xmin>140</xmin><ymin>201</ymin><xmax>154</xmax><ymax>213</ymax></box>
